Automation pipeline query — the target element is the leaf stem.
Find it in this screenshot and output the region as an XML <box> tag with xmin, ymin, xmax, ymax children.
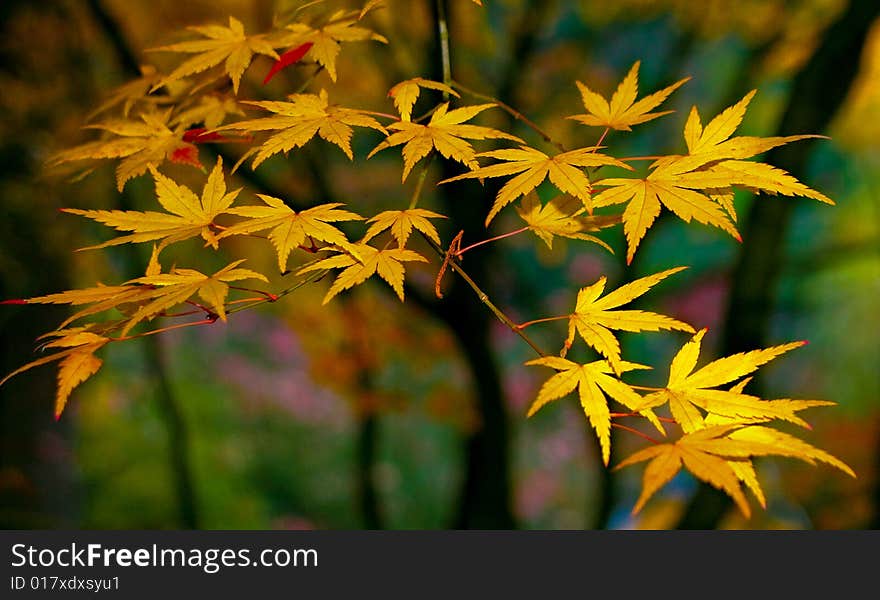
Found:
<box><xmin>630</xmin><ymin>384</ymin><xmax>665</xmax><ymax>392</ymax></box>
<box><xmin>515</xmin><ymin>314</ymin><xmax>569</xmax><ymax>330</ymax></box>
<box><xmin>450</xmin><ymin>80</ymin><xmax>567</xmax><ymax>153</ymax></box>
<box><xmin>619</xmin><ymin>155</ymin><xmax>667</xmax><ymax>162</ymax></box>
<box><xmin>408</xmin><ymin>153</ymin><xmax>435</xmax><ymax>209</ymax></box>
<box><xmin>225</xmin><ymin>268</ymin><xmax>329</xmax><ymax>316</ymax></box>
<box><xmin>294</xmin><ymin>65</ymin><xmax>324</xmax><ymax>94</ymax></box>
<box><xmin>436</xmin><ymin>0</ymin><xmax>452</xmax><ymax>95</ymax></box>
<box><xmin>455</xmin><ymin>226</ymin><xmax>529</xmax><ymax>257</ymax></box>
<box><xmin>595</xmin><ymin>127</ymin><xmax>610</xmax><ymax>149</ymax></box>
<box><xmin>611</xmin><ymin>422</ymin><xmax>661</xmax><ymax>445</ymax></box>
<box><xmin>422</xmin><ymin>233</ymin><xmax>546</xmax><ymax>357</ymax></box>
<box><xmin>110</xmin><ymin>317</ymin><xmax>217</xmax><ymax>342</ymax></box>
<box><xmin>228</xmin><ymin>285</ymin><xmax>278</xmax><ymax>301</ymax></box>
<box><xmin>359</xmin><ymin>109</ymin><xmax>402</xmax><ymax>121</ymax></box>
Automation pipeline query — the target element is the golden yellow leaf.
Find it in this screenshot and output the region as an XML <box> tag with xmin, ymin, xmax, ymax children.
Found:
<box><xmin>726</xmin><ymin>426</ymin><xmax>855</xmax><ymax>477</ymax></box>
<box><xmin>515</xmin><ymin>194</ymin><xmax>619</xmax><ymax>250</ymax></box>
<box><xmin>148</xmin><ymin>16</ymin><xmax>280</xmax><ymax>94</ymax></box>
<box><xmin>564</xmin><ymin>267</ymin><xmax>694</xmax><ymax>373</ymax></box>
<box><xmin>594</xmin><ymin>90</ymin><xmax>833</xmax><ymax>263</ymax></box>
<box><xmin>219</xmin><ymin>195</ymin><xmax>362</xmax><ymax>272</ymax></box>
<box><xmin>0</xmin><ymin>329</ymin><xmax>109</xmax><ymax>419</ymax></box>
<box><xmin>297</xmin><ymin>244</ymin><xmax>427</xmax><ymax>303</ymax></box>
<box><xmin>125</xmin><ymin>260</ymin><xmax>267</xmax><ymax>333</ymax></box>
<box><xmin>388</xmin><ymin>78</ymin><xmax>459</xmax><ymax>122</ymax></box>
<box><xmin>48</xmin><ymin>109</ymin><xmax>202</xmax><ymax>191</ymax></box>
<box><xmin>362</xmin><ymin>208</ymin><xmax>446</xmax><ymax>248</ymax></box>
<box><xmin>171</xmin><ymin>94</ymin><xmax>245</xmax><ymax>130</ymax></box>
<box><xmin>64</xmin><ymin>157</ymin><xmax>240</xmax><ymax>252</ymax></box>
<box><xmin>568</xmin><ymin>61</ymin><xmax>689</xmax><ymax>131</ymax></box>
<box><xmin>615</xmin><ymin>425</ymin><xmax>753</xmax><ymax>517</ymax></box>
<box><xmin>215</xmin><ymin>89</ymin><xmax>386</xmax><ymax>167</ymax></box>
<box><xmin>638</xmin><ymin>329</ymin><xmax>829</xmax><ymax>432</ymax></box>
<box><xmin>17</xmin><ymin>284</ymin><xmax>159</xmax><ymax>330</ymax></box>
<box><xmin>87</xmin><ymin>65</ymin><xmax>165</xmax><ymax>121</ymax></box>
<box><xmin>369</xmin><ymin>103</ymin><xmax>522</xmax><ymax>182</ymax></box>
<box><xmin>593</xmin><ymin>163</ymin><xmax>742</xmax><ymax>264</ymax></box>
<box><xmin>616</xmin><ymin>420</ymin><xmax>854</xmax><ymax>517</ymax></box>
<box><xmin>273</xmin><ymin>6</ymin><xmax>387</xmax><ymax>82</ymax></box>
<box><xmin>439</xmin><ymin>145</ymin><xmax>630</xmax><ymax>225</ymax></box>
<box><xmin>525</xmin><ymin>356</ymin><xmax>655</xmax><ymax>465</ymax></box>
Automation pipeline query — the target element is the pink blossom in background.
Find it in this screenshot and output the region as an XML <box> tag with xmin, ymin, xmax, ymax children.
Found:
<box><xmin>567</xmin><ymin>253</ymin><xmax>610</xmax><ymax>285</ymax></box>
<box><xmin>666</xmin><ymin>274</ymin><xmax>728</xmax><ymax>331</ymax></box>
<box><xmin>183</xmin><ymin>312</ymin><xmax>351</xmax><ymax>428</ymax></box>
<box><xmin>516</xmin><ymin>470</ymin><xmax>559</xmax><ymax>521</ymax></box>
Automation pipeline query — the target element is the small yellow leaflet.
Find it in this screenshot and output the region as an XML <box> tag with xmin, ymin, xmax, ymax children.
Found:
<box><xmin>273</xmin><ymin>5</ymin><xmax>387</xmax><ymax>82</ymax></box>
<box><xmin>148</xmin><ymin>16</ymin><xmax>280</xmax><ymax>94</ymax></box>
<box><xmin>564</xmin><ymin>267</ymin><xmax>694</xmax><ymax>373</ymax></box>
<box><xmin>298</xmin><ymin>244</ymin><xmax>427</xmax><ymax>303</ymax></box>
<box><xmin>568</xmin><ymin>61</ymin><xmax>689</xmax><ymax>131</ymax></box>
<box><xmin>64</xmin><ymin>157</ymin><xmax>240</xmax><ymax>252</ymax></box>
<box><xmin>369</xmin><ymin>103</ymin><xmax>522</xmax><ymax>182</ymax></box>
<box><xmin>525</xmin><ymin>356</ymin><xmax>659</xmax><ymax>466</ymax></box>
<box><xmin>48</xmin><ymin>109</ymin><xmax>202</xmax><ymax>191</ymax></box>
<box><xmin>516</xmin><ymin>194</ymin><xmax>619</xmax><ymax>251</ymax></box>
<box><xmin>219</xmin><ymin>195</ymin><xmax>363</xmax><ymax>272</ymax></box>
<box><xmin>215</xmin><ymin>89</ymin><xmax>386</xmax><ymax>167</ymax></box>
<box><xmin>439</xmin><ymin>145</ymin><xmax>630</xmax><ymax>225</ymax></box>
<box><xmin>363</xmin><ymin>209</ymin><xmax>446</xmax><ymax>248</ymax></box>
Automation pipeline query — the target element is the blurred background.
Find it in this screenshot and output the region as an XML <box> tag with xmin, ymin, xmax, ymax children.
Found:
<box><xmin>0</xmin><ymin>0</ymin><xmax>877</xmax><ymax>530</ymax></box>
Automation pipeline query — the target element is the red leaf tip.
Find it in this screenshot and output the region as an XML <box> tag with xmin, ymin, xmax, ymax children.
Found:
<box><xmin>1</xmin><ymin>299</ymin><xmax>28</xmax><ymax>305</ymax></box>
<box><xmin>263</xmin><ymin>42</ymin><xmax>314</xmax><ymax>85</ymax></box>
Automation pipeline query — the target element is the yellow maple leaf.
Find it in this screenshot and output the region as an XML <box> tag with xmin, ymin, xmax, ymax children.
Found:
<box><xmin>48</xmin><ymin>109</ymin><xmax>203</xmax><ymax>192</ymax></box>
<box><xmin>592</xmin><ymin>159</ymin><xmax>743</xmax><ymax>264</ymax></box>
<box><xmin>515</xmin><ymin>194</ymin><xmax>619</xmax><ymax>250</ymax></box>
<box><xmin>388</xmin><ymin>78</ymin><xmax>459</xmax><ymax>122</ymax></box>
<box><xmin>273</xmin><ymin>6</ymin><xmax>387</xmax><ymax>82</ymax></box>
<box><xmin>171</xmin><ymin>94</ymin><xmax>245</xmax><ymax>130</ymax></box>
<box><xmin>567</xmin><ymin>61</ymin><xmax>689</xmax><ymax>131</ymax></box>
<box><xmin>616</xmin><ymin>423</ymin><xmax>854</xmax><ymax>517</ymax></box>
<box><xmin>593</xmin><ymin>90</ymin><xmax>833</xmax><ymax>263</ymax></box>
<box><xmin>369</xmin><ymin>102</ymin><xmax>522</xmax><ymax>182</ymax></box>
<box><xmin>637</xmin><ymin>329</ymin><xmax>832</xmax><ymax>433</ymax></box>
<box><xmin>0</xmin><ymin>329</ymin><xmax>109</xmax><ymax>419</ymax></box>
<box><xmin>362</xmin><ymin>208</ymin><xmax>446</xmax><ymax>248</ymax></box>
<box><xmin>564</xmin><ymin>267</ymin><xmax>694</xmax><ymax>373</ymax></box>
<box><xmin>615</xmin><ymin>425</ymin><xmax>753</xmax><ymax>517</ymax></box>
<box><xmin>16</xmin><ymin>284</ymin><xmax>160</xmax><ymax>330</ymax></box>
<box><xmin>87</xmin><ymin>65</ymin><xmax>166</xmax><ymax>121</ymax></box>
<box><xmin>218</xmin><ymin>195</ymin><xmax>362</xmax><ymax>272</ymax></box>
<box><xmin>297</xmin><ymin>244</ymin><xmax>427</xmax><ymax>303</ymax></box>
<box><xmin>63</xmin><ymin>157</ymin><xmax>240</xmax><ymax>252</ymax></box>
<box><xmin>439</xmin><ymin>145</ymin><xmax>630</xmax><ymax>225</ymax></box>
<box><xmin>124</xmin><ymin>260</ymin><xmax>267</xmax><ymax>334</ymax></box>
<box><xmin>148</xmin><ymin>16</ymin><xmax>280</xmax><ymax>94</ymax></box>
<box><xmin>525</xmin><ymin>356</ymin><xmax>658</xmax><ymax>465</ymax></box>
<box><xmin>215</xmin><ymin>89</ymin><xmax>386</xmax><ymax>167</ymax></box>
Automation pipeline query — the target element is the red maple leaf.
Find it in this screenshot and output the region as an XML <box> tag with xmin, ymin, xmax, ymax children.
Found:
<box><xmin>263</xmin><ymin>42</ymin><xmax>314</xmax><ymax>85</ymax></box>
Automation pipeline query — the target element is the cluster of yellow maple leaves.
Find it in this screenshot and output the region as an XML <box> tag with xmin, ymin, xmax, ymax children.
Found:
<box><xmin>1</xmin><ymin>0</ymin><xmax>853</xmax><ymax>520</ymax></box>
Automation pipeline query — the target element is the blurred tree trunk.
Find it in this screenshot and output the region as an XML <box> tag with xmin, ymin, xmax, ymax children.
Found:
<box><xmin>0</xmin><ymin>1</ymin><xmax>84</xmax><ymax>529</ymax></box>
<box><xmin>675</xmin><ymin>0</ymin><xmax>880</xmax><ymax>530</ymax></box>
<box><xmin>0</xmin><ymin>219</ymin><xmax>75</xmax><ymax>529</ymax></box>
